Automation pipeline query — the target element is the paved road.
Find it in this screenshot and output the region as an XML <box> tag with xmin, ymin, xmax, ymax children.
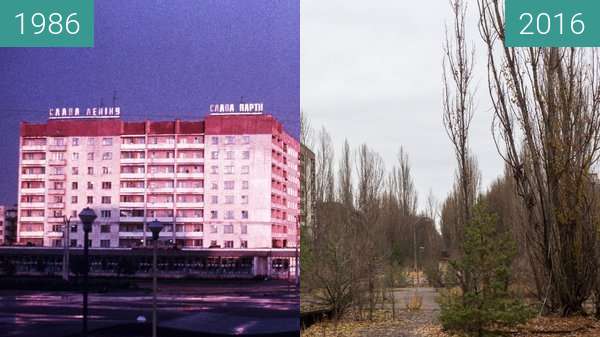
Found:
<box><xmin>0</xmin><ymin>280</ymin><xmax>299</xmax><ymax>337</ymax></box>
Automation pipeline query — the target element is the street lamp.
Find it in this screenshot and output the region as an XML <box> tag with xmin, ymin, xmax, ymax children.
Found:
<box><xmin>148</xmin><ymin>219</ymin><xmax>164</xmax><ymax>337</ymax></box>
<box><xmin>78</xmin><ymin>207</ymin><xmax>97</xmax><ymax>337</ymax></box>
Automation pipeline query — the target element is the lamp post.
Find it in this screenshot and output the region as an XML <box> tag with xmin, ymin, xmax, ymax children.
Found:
<box><xmin>148</xmin><ymin>219</ymin><xmax>164</xmax><ymax>337</ymax></box>
<box><xmin>78</xmin><ymin>207</ymin><xmax>97</xmax><ymax>337</ymax></box>
<box><xmin>62</xmin><ymin>216</ymin><xmax>73</xmax><ymax>281</ymax></box>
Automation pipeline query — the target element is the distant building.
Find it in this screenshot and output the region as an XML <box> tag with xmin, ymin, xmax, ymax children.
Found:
<box><xmin>17</xmin><ymin>108</ymin><xmax>300</xmax><ymax>252</ymax></box>
<box><xmin>0</xmin><ymin>206</ymin><xmax>4</xmax><ymax>245</ymax></box>
<box><xmin>4</xmin><ymin>206</ymin><xmax>18</xmax><ymax>245</ymax></box>
<box><xmin>300</xmin><ymin>144</ymin><xmax>316</xmax><ymax>232</ymax></box>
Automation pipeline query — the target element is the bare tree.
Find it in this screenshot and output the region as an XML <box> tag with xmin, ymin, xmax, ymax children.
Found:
<box><xmin>443</xmin><ymin>0</ymin><xmax>478</xmax><ymax>255</ymax></box>
<box><xmin>390</xmin><ymin>147</ymin><xmax>418</xmax><ymax>217</ymax></box>
<box><xmin>478</xmin><ymin>0</ymin><xmax>600</xmax><ymax>315</ymax></box>
<box><xmin>315</xmin><ymin>127</ymin><xmax>335</xmax><ymax>204</ymax></box>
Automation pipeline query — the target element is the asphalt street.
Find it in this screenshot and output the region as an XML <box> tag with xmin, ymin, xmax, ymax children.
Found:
<box><xmin>0</xmin><ymin>279</ymin><xmax>300</xmax><ymax>337</ymax></box>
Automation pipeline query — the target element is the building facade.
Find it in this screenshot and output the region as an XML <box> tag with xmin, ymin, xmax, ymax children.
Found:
<box><xmin>0</xmin><ymin>206</ymin><xmax>4</xmax><ymax>245</ymax></box>
<box><xmin>17</xmin><ymin>111</ymin><xmax>300</xmax><ymax>252</ymax></box>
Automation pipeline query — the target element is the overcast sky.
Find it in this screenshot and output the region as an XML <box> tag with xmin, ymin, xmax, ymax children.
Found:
<box><xmin>301</xmin><ymin>0</ymin><xmax>503</xmax><ymax>211</ymax></box>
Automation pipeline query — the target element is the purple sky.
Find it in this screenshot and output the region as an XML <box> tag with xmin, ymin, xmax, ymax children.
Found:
<box><xmin>0</xmin><ymin>0</ymin><xmax>299</xmax><ymax>205</ymax></box>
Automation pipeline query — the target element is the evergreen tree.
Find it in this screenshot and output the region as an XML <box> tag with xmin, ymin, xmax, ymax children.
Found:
<box><xmin>439</xmin><ymin>203</ymin><xmax>532</xmax><ymax>336</ymax></box>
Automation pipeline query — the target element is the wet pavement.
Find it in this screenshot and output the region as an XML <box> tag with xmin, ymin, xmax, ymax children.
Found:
<box><xmin>0</xmin><ymin>280</ymin><xmax>299</xmax><ymax>337</ymax></box>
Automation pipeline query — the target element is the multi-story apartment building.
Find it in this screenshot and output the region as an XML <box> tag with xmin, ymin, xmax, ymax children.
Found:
<box><xmin>17</xmin><ymin>110</ymin><xmax>300</xmax><ymax>252</ymax></box>
<box><xmin>4</xmin><ymin>206</ymin><xmax>17</xmax><ymax>245</ymax></box>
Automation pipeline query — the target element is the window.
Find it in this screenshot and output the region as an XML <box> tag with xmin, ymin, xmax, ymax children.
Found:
<box><xmin>224</xmin><ymin>240</ymin><xmax>234</xmax><ymax>248</ymax></box>
<box><xmin>88</xmin><ymin>138</ymin><xmax>95</xmax><ymax>146</ymax></box>
<box><xmin>225</xmin><ymin>210</ymin><xmax>234</xmax><ymax>219</ymax></box>
<box><xmin>210</xmin><ymin>240</ymin><xmax>218</xmax><ymax>247</ymax></box>
<box><xmin>241</xmin><ymin>210</ymin><xmax>249</xmax><ymax>219</ymax></box>
<box><xmin>224</xmin><ymin>181</ymin><xmax>234</xmax><ymax>190</ymax></box>
<box><xmin>101</xmin><ymin>210</ymin><xmax>111</xmax><ymax>218</ymax></box>
<box><xmin>102</xmin><ymin>167</ymin><xmax>109</xmax><ymax>175</ymax></box>
<box><xmin>211</xmin><ymin>182</ymin><xmax>218</xmax><ymax>190</ymax></box>
<box><xmin>72</xmin><ymin>138</ymin><xmax>80</xmax><ymax>146</ymax></box>
<box><xmin>100</xmin><ymin>224</ymin><xmax>111</xmax><ymax>233</ymax></box>
<box><xmin>87</xmin><ymin>196</ymin><xmax>93</xmax><ymax>204</ymax></box>
<box><xmin>87</xmin><ymin>182</ymin><xmax>93</xmax><ymax>190</ymax></box>
<box><xmin>72</xmin><ymin>182</ymin><xmax>78</xmax><ymax>190</ymax></box>
<box><xmin>241</xmin><ymin>195</ymin><xmax>248</xmax><ymax>204</ymax></box>
<box><xmin>72</xmin><ymin>167</ymin><xmax>79</xmax><ymax>175</ymax></box>
<box><xmin>225</xmin><ymin>165</ymin><xmax>234</xmax><ymax>174</ymax></box>
<box><xmin>242</xmin><ymin>181</ymin><xmax>249</xmax><ymax>189</ymax></box>
<box><xmin>210</xmin><ymin>224</ymin><xmax>218</xmax><ymax>233</ymax></box>
<box><xmin>242</xmin><ymin>136</ymin><xmax>250</xmax><ymax>144</ymax></box>
<box><xmin>87</xmin><ymin>152</ymin><xmax>94</xmax><ymax>160</ymax></box>
<box><xmin>240</xmin><ymin>240</ymin><xmax>248</xmax><ymax>248</ymax></box>
<box><xmin>72</xmin><ymin>152</ymin><xmax>79</xmax><ymax>160</ymax></box>
<box><xmin>70</xmin><ymin>239</ymin><xmax>77</xmax><ymax>247</ymax></box>
<box><xmin>210</xmin><ymin>211</ymin><xmax>218</xmax><ymax>219</ymax></box>
<box><xmin>71</xmin><ymin>211</ymin><xmax>77</xmax><ymax>218</ymax></box>
<box><xmin>71</xmin><ymin>196</ymin><xmax>78</xmax><ymax>204</ymax></box>
<box><xmin>226</xmin><ymin>151</ymin><xmax>234</xmax><ymax>160</ymax></box>
<box><xmin>102</xmin><ymin>138</ymin><xmax>113</xmax><ymax>146</ymax></box>
<box><xmin>211</xmin><ymin>136</ymin><xmax>218</xmax><ymax>145</ymax></box>
<box><xmin>211</xmin><ymin>166</ymin><xmax>218</xmax><ymax>174</ymax></box>
<box><xmin>241</xmin><ymin>224</ymin><xmax>248</xmax><ymax>234</ymax></box>
<box><xmin>102</xmin><ymin>196</ymin><xmax>111</xmax><ymax>204</ymax></box>
<box><xmin>102</xmin><ymin>152</ymin><xmax>112</xmax><ymax>160</ymax></box>
<box><xmin>242</xmin><ymin>151</ymin><xmax>250</xmax><ymax>159</ymax></box>
<box><xmin>211</xmin><ymin>195</ymin><xmax>218</xmax><ymax>204</ymax></box>
<box><xmin>225</xmin><ymin>195</ymin><xmax>234</xmax><ymax>204</ymax></box>
<box><xmin>100</xmin><ymin>240</ymin><xmax>110</xmax><ymax>248</ymax></box>
<box><xmin>241</xmin><ymin>165</ymin><xmax>249</xmax><ymax>174</ymax></box>
<box><xmin>211</xmin><ymin>151</ymin><xmax>219</xmax><ymax>159</ymax></box>
<box><xmin>225</xmin><ymin>136</ymin><xmax>235</xmax><ymax>145</ymax></box>
<box><xmin>102</xmin><ymin>182</ymin><xmax>111</xmax><ymax>190</ymax></box>
<box><xmin>87</xmin><ymin>167</ymin><xmax>94</xmax><ymax>175</ymax></box>
<box><xmin>224</xmin><ymin>224</ymin><xmax>234</xmax><ymax>234</ymax></box>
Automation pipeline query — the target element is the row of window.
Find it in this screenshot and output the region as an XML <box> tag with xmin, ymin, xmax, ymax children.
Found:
<box><xmin>208</xmin><ymin>210</ymin><xmax>249</xmax><ymax>220</ymax></box>
<box><xmin>54</xmin><ymin>239</ymin><xmax>250</xmax><ymax>249</ymax></box>
<box><xmin>210</xmin><ymin>150</ymin><xmax>251</xmax><ymax>160</ymax></box>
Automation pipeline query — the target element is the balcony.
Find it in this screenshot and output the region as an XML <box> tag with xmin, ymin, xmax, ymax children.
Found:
<box><xmin>175</xmin><ymin>231</ymin><xmax>203</xmax><ymax>238</ymax></box>
<box><xmin>118</xmin><ymin>231</ymin><xmax>144</xmax><ymax>238</ymax></box>
<box><xmin>48</xmin><ymin>189</ymin><xmax>66</xmax><ymax>195</ymax></box>
<box><xmin>147</xmin><ymin>172</ymin><xmax>175</xmax><ymax>179</ymax></box>
<box><xmin>176</xmin><ymin>157</ymin><xmax>203</xmax><ymax>164</ymax></box>
<box><xmin>120</xmin><ymin>201</ymin><xmax>145</xmax><ymax>208</ymax></box>
<box><xmin>21</xmin><ymin>159</ymin><xmax>47</xmax><ymax>166</ymax></box>
<box><xmin>20</xmin><ymin>216</ymin><xmax>45</xmax><ymax>222</ymax></box>
<box><xmin>47</xmin><ymin>231</ymin><xmax>64</xmax><ymax>238</ymax></box>
<box><xmin>48</xmin><ymin>174</ymin><xmax>66</xmax><ymax>181</ymax></box>
<box><xmin>20</xmin><ymin>202</ymin><xmax>45</xmax><ymax>209</ymax></box>
<box><xmin>176</xmin><ymin>142</ymin><xmax>204</xmax><ymax>149</ymax></box>
<box><xmin>176</xmin><ymin>172</ymin><xmax>203</xmax><ymax>179</ymax></box>
<box><xmin>48</xmin><ymin>217</ymin><xmax>65</xmax><ymax>223</ymax></box>
<box><xmin>147</xmin><ymin>143</ymin><xmax>175</xmax><ymax>150</ymax></box>
<box><xmin>121</xmin><ymin>143</ymin><xmax>146</xmax><ymax>150</ymax></box>
<box><xmin>19</xmin><ymin>231</ymin><xmax>44</xmax><ymax>238</ymax></box>
<box><xmin>147</xmin><ymin>202</ymin><xmax>174</xmax><ymax>209</ymax></box>
<box><xmin>120</xmin><ymin>158</ymin><xmax>145</xmax><ymax>164</ymax></box>
<box><xmin>148</xmin><ymin>187</ymin><xmax>174</xmax><ymax>193</ymax></box>
<box><xmin>120</xmin><ymin>172</ymin><xmax>145</xmax><ymax>179</ymax></box>
<box><xmin>49</xmin><ymin>159</ymin><xmax>67</xmax><ymax>166</ymax></box>
<box><xmin>21</xmin><ymin>188</ymin><xmax>45</xmax><ymax>195</ymax></box>
<box><xmin>176</xmin><ymin>187</ymin><xmax>204</xmax><ymax>194</ymax></box>
<box><xmin>176</xmin><ymin>202</ymin><xmax>204</xmax><ymax>208</ymax></box>
<box><xmin>22</xmin><ymin>145</ymin><xmax>47</xmax><ymax>152</ymax></box>
<box><xmin>119</xmin><ymin>216</ymin><xmax>145</xmax><ymax>222</ymax></box>
<box><xmin>120</xmin><ymin>187</ymin><xmax>145</xmax><ymax>194</ymax></box>
<box><xmin>48</xmin><ymin>145</ymin><xmax>67</xmax><ymax>152</ymax></box>
<box><xmin>48</xmin><ymin>203</ymin><xmax>65</xmax><ymax>209</ymax></box>
<box><xmin>21</xmin><ymin>173</ymin><xmax>45</xmax><ymax>180</ymax></box>
<box><xmin>176</xmin><ymin>216</ymin><xmax>204</xmax><ymax>222</ymax></box>
<box><xmin>148</xmin><ymin>158</ymin><xmax>176</xmax><ymax>164</ymax></box>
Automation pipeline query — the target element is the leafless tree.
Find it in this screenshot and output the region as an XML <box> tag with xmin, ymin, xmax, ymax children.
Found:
<box><xmin>478</xmin><ymin>0</ymin><xmax>600</xmax><ymax>315</ymax></box>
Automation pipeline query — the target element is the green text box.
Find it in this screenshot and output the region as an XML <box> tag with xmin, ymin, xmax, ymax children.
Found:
<box><xmin>0</xmin><ymin>0</ymin><xmax>94</xmax><ymax>47</ymax></box>
<box><xmin>505</xmin><ymin>0</ymin><xmax>600</xmax><ymax>47</ymax></box>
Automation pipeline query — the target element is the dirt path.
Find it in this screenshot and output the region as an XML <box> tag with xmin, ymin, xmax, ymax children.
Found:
<box><xmin>356</xmin><ymin>287</ymin><xmax>439</xmax><ymax>337</ymax></box>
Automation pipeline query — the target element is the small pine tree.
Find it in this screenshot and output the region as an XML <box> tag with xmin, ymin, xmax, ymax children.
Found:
<box><xmin>439</xmin><ymin>202</ymin><xmax>532</xmax><ymax>337</ymax></box>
